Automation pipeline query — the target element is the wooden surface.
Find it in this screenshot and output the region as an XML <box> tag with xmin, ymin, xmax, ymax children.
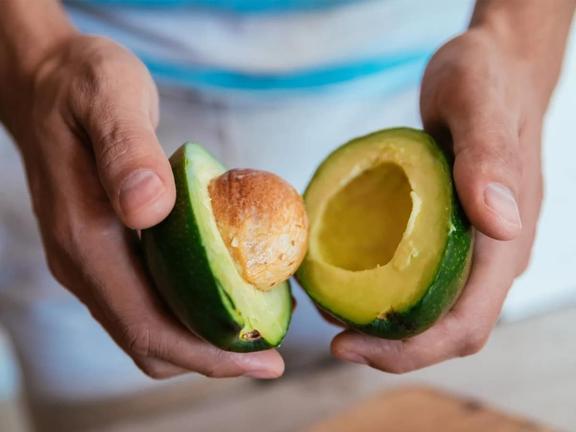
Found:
<box><xmin>306</xmin><ymin>387</ymin><xmax>553</xmax><ymax>432</ymax></box>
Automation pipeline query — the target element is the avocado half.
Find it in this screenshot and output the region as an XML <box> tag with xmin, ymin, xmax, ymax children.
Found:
<box><xmin>142</xmin><ymin>144</ymin><xmax>292</xmax><ymax>352</ymax></box>
<box><xmin>297</xmin><ymin>128</ymin><xmax>473</xmax><ymax>339</ymax></box>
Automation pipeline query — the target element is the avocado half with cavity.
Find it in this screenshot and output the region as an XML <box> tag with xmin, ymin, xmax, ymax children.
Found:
<box><xmin>142</xmin><ymin>144</ymin><xmax>305</xmax><ymax>352</ymax></box>
<box><xmin>297</xmin><ymin>128</ymin><xmax>473</xmax><ymax>339</ymax></box>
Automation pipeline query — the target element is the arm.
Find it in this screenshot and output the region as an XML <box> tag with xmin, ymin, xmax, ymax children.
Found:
<box><xmin>0</xmin><ymin>0</ymin><xmax>282</xmax><ymax>379</ymax></box>
<box><xmin>332</xmin><ymin>0</ymin><xmax>575</xmax><ymax>371</ymax></box>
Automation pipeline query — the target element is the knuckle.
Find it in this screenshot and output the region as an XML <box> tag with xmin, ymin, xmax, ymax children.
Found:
<box><xmin>375</xmin><ymin>342</ymin><xmax>415</xmax><ymax>375</ymax></box>
<box><xmin>202</xmin><ymin>367</ymin><xmax>219</xmax><ymax>379</ymax></box>
<box><xmin>95</xmin><ymin>125</ymin><xmax>150</xmax><ymax>175</ymax></box>
<box><xmin>200</xmin><ymin>350</ymin><xmax>228</xmax><ymax>378</ymax></box>
<box><xmin>383</xmin><ymin>354</ymin><xmax>418</xmax><ymax>374</ymax></box>
<box><xmin>140</xmin><ymin>367</ymin><xmax>165</xmax><ymax>380</ymax></box>
<box><xmin>42</xmin><ymin>218</ymin><xmax>85</xmax><ymax>286</ymax></box>
<box><xmin>49</xmin><ymin>218</ymin><xmax>84</xmax><ymax>261</ymax></box>
<box><xmin>71</xmin><ymin>59</ymin><xmax>111</xmax><ymax>108</ymax></box>
<box><xmin>458</xmin><ymin>136</ymin><xmax>521</xmax><ymax>179</ymax></box>
<box><xmin>434</xmin><ymin>38</ymin><xmax>498</xmax><ymax>107</ymax></box>
<box><xmin>458</xmin><ymin>326</ymin><xmax>489</xmax><ymax>357</ymax></box>
<box><xmin>515</xmin><ymin>255</ymin><xmax>531</xmax><ymax>277</ymax></box>
<box><xmin>384</xmin><ymin>363</ymin><xmax>412</xmax><ymax>375</ymax></box>
<box><xmin>435</xmin><ymin>66</ymin><xmax>482</xmax><ymax>113</ymax></box>
<box><xmin>69</xmin><ymin>39</ymin><xmax>147</xmax><ymax>121</ymax></box>
<box><xmin>123</xmin><ymin>324</ymin><xmax>153</xmax><ymax>358</ymax></box>
<box><xmin>45</xmin><ymin>254</ymin><xmax>69</xmax><ymax>286</ymax></box>
<box><xmin>70</xmin><ymin>38</ymin><xmax>129</xmax><ymax>95</ymax></box>
<box><xmin>41</xmin><ymin>208</ymin><xmax>119</xmax><ymax>286</ymax></box>
<box><xmin>136</xmin><ymin>359</ymin><xmax>172</xmax><ymax>380</ymax></box>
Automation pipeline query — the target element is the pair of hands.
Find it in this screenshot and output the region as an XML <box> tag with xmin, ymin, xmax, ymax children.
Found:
<box><xmin>2</xmin><ymin>27</ymin><xmax>546</xmax><ymax>379</ymax></box>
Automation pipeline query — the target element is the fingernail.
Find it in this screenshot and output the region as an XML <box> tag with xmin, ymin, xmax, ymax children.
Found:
<box><xmin>484</xmin><ymin>183</ymin><xmax>522</xmax><ymax>228</ymax></box>
<box><xmin>337</xmin><ymin>351</ymin><xmax>368</xmax><ymax>365</ymax></box>
<box><xmin>119</xmin><ymin>170</ymin><xmax>164</xmax><ymax>215</ymax></box>
<box><xmin>243</xmin><ymin>369</ymin><xmax>280</xmax><ymax>379</ymax></box>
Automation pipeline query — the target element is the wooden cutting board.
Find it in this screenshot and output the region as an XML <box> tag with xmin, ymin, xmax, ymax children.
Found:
<box><xmin>305</xmin><ymin>386</ymin><xmax>554</xmax><ymax>432</ymax></box>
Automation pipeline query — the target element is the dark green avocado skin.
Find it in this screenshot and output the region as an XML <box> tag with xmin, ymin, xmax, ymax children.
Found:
<box><xmin>141</xmin><ymin>147</ymin><xmax>282</xmax><ymax>352</ymax></box>
<box><xmin>299</xmin><ymin>128</ymin><xmax>473</xmax><ymax>339</ymax></box>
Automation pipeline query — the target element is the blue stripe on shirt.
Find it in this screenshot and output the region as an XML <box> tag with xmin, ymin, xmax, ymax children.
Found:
<box><xmin>139</xmin><ymin>50</ymin><xmax>432</xmax><ymax>91</ymax></box>
<box><xmin>72</xmin><ymin>0</ymin><xmax>357</xmax><ymax>13</ymax></box>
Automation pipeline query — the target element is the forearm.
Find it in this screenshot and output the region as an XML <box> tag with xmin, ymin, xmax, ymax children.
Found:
<box><xmin>470</xmin><ymin>0</ymin><xmax>575</xmax><ymax>107</ymax></box>
<box><xmin>0</xmin><ymin>0</ymin><xmax>76</xmax><ymax>124</ymax></box>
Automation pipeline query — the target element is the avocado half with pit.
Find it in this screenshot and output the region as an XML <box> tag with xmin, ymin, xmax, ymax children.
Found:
<box><xmin>142</xmin><ymin>144</ymin><xmax>297</xmax><ymax>352</ymax></box>
<box><xmin>297</xmin><ymin>128</ymin><xmax>473</xmax><ymax>339</ymax></box>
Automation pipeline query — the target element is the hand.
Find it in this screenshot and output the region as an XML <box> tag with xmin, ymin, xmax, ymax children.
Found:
<box><xmin>330</xmin><ymin>27</ymin><xmax>548</xmax><ymax>372</ymax></box>
<box><xmin>2</xmin><ymin>34</ymin><xmax>284</xmax><ymax>379</ymax></box>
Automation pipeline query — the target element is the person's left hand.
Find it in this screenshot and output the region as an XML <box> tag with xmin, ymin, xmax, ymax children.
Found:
<box><xmin>329</xmin><ymin>28</ymin><xmax>547</xmax><ymax>372</ymax></box>
<box><xmin>2</xmin><ymin>35</ymin><xmax>285</xmax><ymax>380</ymax></box>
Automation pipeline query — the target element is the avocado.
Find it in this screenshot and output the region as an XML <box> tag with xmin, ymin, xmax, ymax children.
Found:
<box><xmin>297</xmin><ymin>128</ymin><xmax>473</xmax><ymax>339</ymax></box>
<box><xmin>142</xmin><ymin>144</ymin><xmax>292</xmax><ymax>352</ymax></box>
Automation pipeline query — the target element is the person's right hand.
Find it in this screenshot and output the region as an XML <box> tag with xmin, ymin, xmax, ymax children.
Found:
<box><xmin>1</xmin><ymin>34</ymin><xmax>284</xmax><ymax>379</ymax></box>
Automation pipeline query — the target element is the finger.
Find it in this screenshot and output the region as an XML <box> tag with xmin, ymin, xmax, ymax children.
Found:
<box><xmin>447</xmin><ymin>108</ymin><xmax>523</xmax><ymax>241</ymax></box>
<box><xmin>331</xmin><ymin>233</ymin><xmax>516</xmax><ymax>373</ymax></box>
<box><xmin>77</xmin><ymin>64</ymin><xmax>175</xmax><ymax>229</ymax></box>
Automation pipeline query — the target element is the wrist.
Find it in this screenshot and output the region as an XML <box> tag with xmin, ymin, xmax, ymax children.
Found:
<box><xmin>470</xmin><ymin>12</ymin><xmax>545</xmax><ymax>65</ymax></box>
<box><xmin>469</xmin><ymin>0</ymin><xmax>575</xmax><ymax>109</ymax></box>
<box><xmin>0</xmin><ymin>1</ymin><xmax>77</xmax><ymax>126</ymax></box>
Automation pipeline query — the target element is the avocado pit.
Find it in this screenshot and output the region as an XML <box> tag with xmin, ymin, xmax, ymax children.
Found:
<box><xmin>209</xmin><ymin>169</ymin><xmax>309</xmax><ymax>291</ymax></box>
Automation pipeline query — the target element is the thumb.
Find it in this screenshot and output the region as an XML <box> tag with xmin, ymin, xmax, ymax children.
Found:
<box><xmin>448</xmin><ymin>118</ymin><xmax>523</xmax><ymax>241</ymax></box>
<box><xmin>87</xmin><ymin>109</ymin><xmax>175</xmax><ymax>230</ymax></box>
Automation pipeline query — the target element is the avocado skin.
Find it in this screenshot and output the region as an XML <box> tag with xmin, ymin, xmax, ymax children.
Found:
<box><xmin>298</xmin><ymin>128</ymin><xmax>473</xmax><ymax>339</ymax></box>
<box><xmin>141</xmin><ymin>147</ymin><xmax>284</xmax><ymax>352</ymax></box>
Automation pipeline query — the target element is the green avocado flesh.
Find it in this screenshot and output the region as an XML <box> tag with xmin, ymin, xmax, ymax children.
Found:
<box><xmin>142</xmin><ymin>144</ymin><xmax>292</xmax><ymax>352</ymax></box>
<box><xmin>297</xmin><ymin>128</ymin><xmax>473</xmax><ymax>339</ymax></box>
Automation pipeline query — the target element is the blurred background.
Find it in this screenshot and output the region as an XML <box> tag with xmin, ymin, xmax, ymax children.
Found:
<box><xmin>1</xmin><ymin>1</ymin><xmax>575</xmax><ymax>431</ymax></box>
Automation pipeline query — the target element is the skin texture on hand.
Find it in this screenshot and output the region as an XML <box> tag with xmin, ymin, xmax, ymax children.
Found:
<box><xmin>1</xmin><ymin>34</ymin><xmax>284</xmax><ymax>380</ymax></box>
<box><xmin>331</xmin><ymin>4</ymin><xmax>575</xmax><ymax>372</ymax></box>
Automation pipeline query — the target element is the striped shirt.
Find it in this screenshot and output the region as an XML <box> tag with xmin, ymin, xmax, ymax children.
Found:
<box><xmin>65</xmin><ymin>0</ymin><xmax>473</xmax><ymax>94</ymax></box>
